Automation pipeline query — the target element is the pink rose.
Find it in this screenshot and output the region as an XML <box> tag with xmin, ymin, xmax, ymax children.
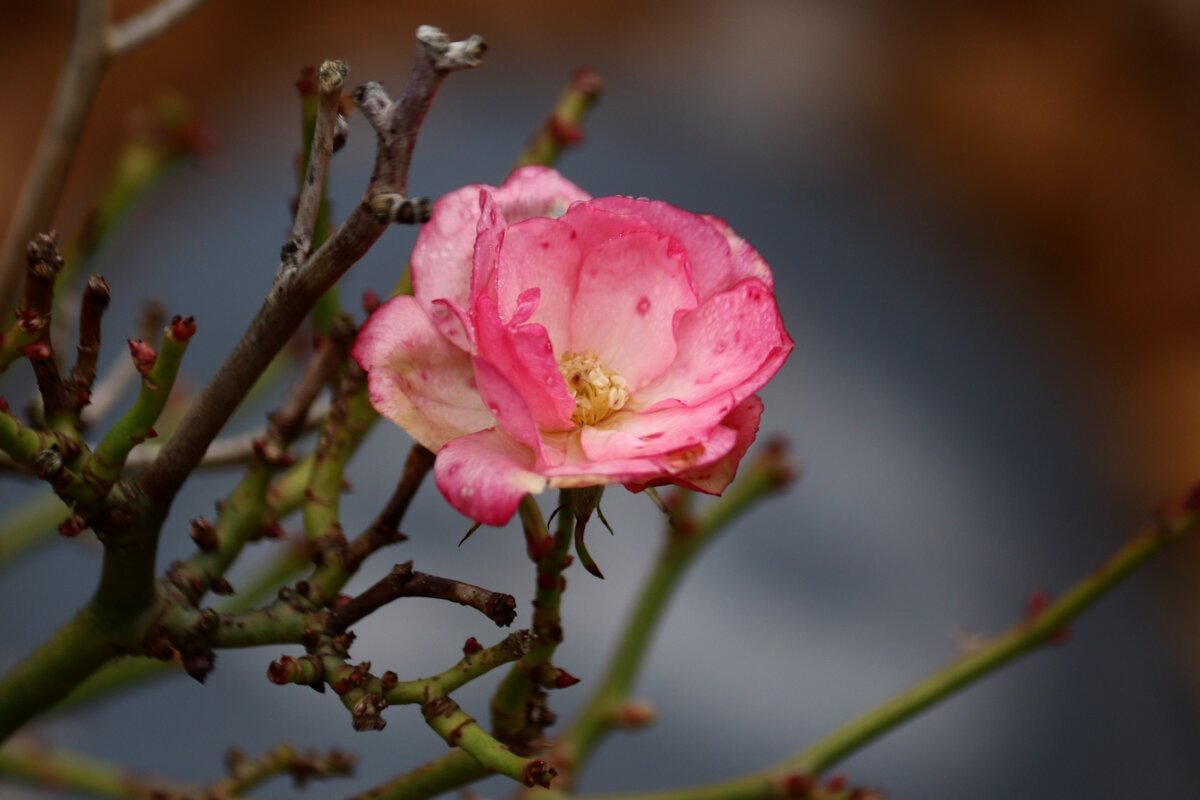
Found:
<box><xmin>353</xmin><ymin>167</ymin><xmax>792</xmax><ymax>525</ymax></box>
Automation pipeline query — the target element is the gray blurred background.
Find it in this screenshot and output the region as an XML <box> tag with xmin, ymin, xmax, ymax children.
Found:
<box><xmin>2</xmin><ymin>2</ymin><xmax>1199</xmax><ymax>798</ymax></box>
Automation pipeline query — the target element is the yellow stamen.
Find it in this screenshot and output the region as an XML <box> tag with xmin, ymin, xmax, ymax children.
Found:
<box><xmin>558</xmin><ymin>350</ymin><xmax>629</xmax><ymax>426</ymax></box>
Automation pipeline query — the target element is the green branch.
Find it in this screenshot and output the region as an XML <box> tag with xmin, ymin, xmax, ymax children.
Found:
<box><xmin>0</xmin><ymin>737</ymin><xmax>200</xmax><ymax>800</ymax></box>
<box><xmin>422</xmin><ymin>696</ymin><xmax>556</xmax><ymax>787</ymax></box>
<box><xmin>555</xmin><ymin>486</ymin><xmax>1200</xmax><ymax>800</ymax></box>
<box><xmin>83</xmin><ymin>319</ymin><xmax>193</xmax><ymax>494</ymax></box>
<box><xmin>553</xmin><ymin>447</ymin><xmax>793</xmax><ymax>785</ymax></box>
<box><xmin>388</xmin><ymin>630</ymin><xmax>532</xmax><ymax>705</ymax></box>
<box><xmin>491</xmin><ymin>493</ymin><xmax>573</xmax><ymax>750</ymax></box>
<box><xmin>346</xmin><ymin>750</ymin><xmax>486</xmax><ymax>800</ymax></box>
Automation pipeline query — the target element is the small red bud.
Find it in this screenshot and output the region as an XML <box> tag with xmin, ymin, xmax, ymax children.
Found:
<box><xmin>0</xmin><ymin>396</ymin><xmax>10</xmax><ymax>413</ymax></box>
<box><xmin>267</xmin><ymin>656</ymin><xmax>295</xmax><ymax>684</ymax></box>
<box><xmin>76</xmin><ymin>389</ymin><xmax>91</xmax><ymax>407</ymax></box>
<box><xmin>552</xmin><ymin>668</ymin><xmax>580</xmax><ymax>688</ymax></box>
<box><xmin>260</xmin><ymin>523</ymin><xmax>287</xmax><ymax>539</ymax></box>
<box><xmin>614</xmin><ymin>699</ymin><xmax>657</xmax><ymax>728</ymax></box>
<box><xmin>537</xmin><ymin>573</ymin><xmax>557</xmax><ymax>591</ymax></box>
<box><xmin>380</xmin><ymin>670</ymin><xmax>398</xmax><ymax>689</ymax></box>
<box><xmin>549</xmin><ymin>116</ymin><xmax>585</xmax><ymax>145</ymax></box>
<box><xmin>127</xmin><ymin>339</ymin><xmax>157</xmax><ymax>373</ymax></box>
<box><xmin>362</xmin><ymin>289</ymin><xmax>382</xmax><ymax>314</ymax></box>
<box><xmin>21</xmin><ymin>341</ymin><xmax>52</xmax><ymax>361</ymax></box>
<box><xmin>58</xmin><ymin>516</ymin><xmax>85</xmax><ymax>538</ymax></box>
<box><xmin>331</xmin><ymin>594</ymin><xmax>353</xmax><ymax>611</ymax></box>
<box><xmin>825</xmin><ymin>775</ymin><xmax>847</xmax><ymax>792</ymax></box>
<box><xmin>777</xmin><ymin>773</ymin><xmax>815</xmax><ymax>798</ymax></box>
<box><xmin>189</xmin><ymin>518</ymin><xmax>218</xmax><ymax>551</ymax></box>
<box><xmin>146</xmin><ymin>427</ymin><xmax>158</xmax><ymax>439</ymax></box>
<box><xmin>463</xmin><ymin>637</ymin><xmax>483</xmax><ymax>655</ymax></box>
<box><xmin>170</xmin><ymin>315</ymin><xmax>197</xmax><ymax>341</ymax></box>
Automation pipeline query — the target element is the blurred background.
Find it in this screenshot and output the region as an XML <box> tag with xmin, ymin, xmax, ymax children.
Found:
<box><xmin>1</xmin><ymin>1</ymin><xmax>1199</xmax><ymax>797</ymax></box>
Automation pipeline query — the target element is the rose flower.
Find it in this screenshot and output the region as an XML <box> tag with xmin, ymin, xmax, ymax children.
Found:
<box><xmin>353</xmin><ymin>167</ymin><xmax>792</xmax><ymax>525</ymax></box>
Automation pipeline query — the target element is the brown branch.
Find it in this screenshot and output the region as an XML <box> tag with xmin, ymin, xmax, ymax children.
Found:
<box><xmin>278</xmin><ymin>59</ymin><xmax>348</xmax><ymax>282</ymax></box>
<box><xmin>0</xmin><ymin>0</ymin><xmax>108</xmax><ymax>320</ymax></box>
<box><xmin>21</xmin><ymin>233</ymin><xmax>73</xmax><ymax>422</ymax></box>
<box><xmin>328</xmin><ymin>562</ymin><xmax>517</xmax><ymax>633</ymax></box>
<box><xmin>106</xmin><ymin>0</ymin><xmax>209</xmax><ymax>58</ymax></box>
<box><xmin>68</xmin><ymin>274</ymin><xmax>110</xmax><ymax>407</ymax></box>
<box><xmin>343</xmin><ymin>444</ymin><xmax>434</xmax><ymax>571</ymax></box>
<box><xmin>137</xmin><ymin>26</ymin><xmax>485</xmax><ymax>515</ymax></box>
<box><xmin>80</xmin><ymin>298</ymin><xmax>164</xmax><ymax>428</ymax></box>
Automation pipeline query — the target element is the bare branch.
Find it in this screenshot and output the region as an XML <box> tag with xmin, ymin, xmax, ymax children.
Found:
<box><xmin>80</xmin><ymin>299</ymin><xmax>164</xmax><ymax>428</ymax></box>
<box><xmin>277</xmin><ymin>59</ymin><xmax>348</xmax><ymax>282</ymax></box>
<box><xmin>138</xmin><ymin>26</ymin><xmax>485</xmax><ymax>514</ymax></box>
<box><xmin>343</xmin><ymin>444</ymin><xmax>434</xmax><ymax>571</ymax></box>
<box><xmin>21</xmin><ymin>234</ymin><xmax>73</xmax><ymax>421</ymax></box>
<box><xmin>0</xmin><ymin>0</ymin><xmax>109</xmax><ymax>319</ymax></box>
<box><xmin>68</xmin><ymin>275</ymin><xmax>111</xmax><ymax>405</ymax></box>
<box><xmin>327</xmin><ymin>562</ymin><xmax>517</xmax><ymax>633</ymax></box>
<box><xmin>106</xmin><ymin>0</ymin><xmax>209</xmax><ymax>58</ymax></box>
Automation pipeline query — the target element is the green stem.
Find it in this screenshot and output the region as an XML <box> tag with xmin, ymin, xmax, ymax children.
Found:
<box><xmin>422</xmin><ymin>697</ymin><xmax>555</xmax><ymax>787</ymax></box>
<box><xmin>557</xmin><ymin>495</ymin><xmax>1200</xmax><ymax>800</ymax></box>
<box><xmin>512</xmin><ymin>68</ymin><xmax>603</xmax><ymax>171</ymax></box>
<box><xmin>347</xmin><ymin>750</ymin><xmax>486</xmax><ymax>800</ymax></box>
<box><xmin>0</xmin><ymin>604</ymin><xmax>121</xmax><ymax>743</ymax></box>
<box><xmin>0</xmin><ymin>491</ymin><xmax>72</xmax><ymax>569</ymax></box>
<box><xmin>491</xmin><ymin>494</ymin><xmax>572</xmax><ymax>746</ymax></box>
<box><xmin>555</xmin><ymin>454</ymin><xmax>789</xmax><ymax>783</ymax></box>
<box><xmin>84</xmin><ymin>325</ymin><xmax>190</xmax><ymax>491</ymax></box>
<box><xmin>0</xmin><ymin>737</ymin><xmax>200</xmax><ymax>800</ymax></box>
<box><xmin>389</xmin><ymin>630</ymin><xmax>532</xmax><ymax>705</ymax></box>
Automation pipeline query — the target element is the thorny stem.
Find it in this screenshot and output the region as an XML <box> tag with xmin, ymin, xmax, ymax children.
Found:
<box><xmin>422</xmin><ymin>696</ymin><xmax>556</xmax><ymax>788</ymax></box>
<box><xmin>388</xmin><ymin>630</ymin><xmax>533</xmax><ymax>705</ymax></box>
<box><xmin>552</xmin><ymin>448</ymin><xmax>793</xmax><ymax>786</ymax></box>
<box><xmin>551</xmin><ymin>483</ymin><xmax>1200</xmax><ymax>800</ymax></box>
<box><xmin>491</xmin><ymin>493</ymin><xmax>574</xmax><ymax>752</ymax></box>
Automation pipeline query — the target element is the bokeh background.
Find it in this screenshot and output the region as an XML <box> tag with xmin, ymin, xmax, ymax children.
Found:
<box><xmin>2</xmin><ymin>1</ymin><xmax>1200</xmax><ymax>798</ymax></box>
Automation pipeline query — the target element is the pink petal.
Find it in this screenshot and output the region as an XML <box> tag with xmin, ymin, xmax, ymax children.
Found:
<box><xmin>543</xmin><ymin>420</ymin><xmax>740</xmax><ymax>488</ymax></box>
<box><xmin>353</xmin><ymin>297</ymin><xmax>493</xmax><ymax>451</ymax></box>
<box><xmin>471</xmin><ymin>355</ymin><xmax>567</xmax><ymax>468</ymax></box>
<box><xmin>648</xmin><ymin>395</ymin><xmax>763</xmax><ymax>495</ymax></box>
<box><xmin>560</xmin><ymin>202</ymin><xmax>656</xmax><ymax>254</ymax></box>
<box><xmin>636</xmin><ymin>277</ymin><xmax>793</xmax><ymax>411</ymax></box>
<box><xmin>703</xmin><ymin>214</ymin><xmax>773</xmax><ymax>289</ymax></box>
<box><xmin>413</xmin><ymin>167</ymin><xmax>589</xmax><ymax>339</ymax></box>
<box><xmin>474</xmin><ymin>294</ymin><xmax>576</xmax><ymax>432</ymax></box>
<box><xmin>412</xmin><ymin>184</ymin><xmax>487</xmax><ymax>321</ymax></box>
<box><xmin>470</xmin><ymin>189</ymin><xmax>506</xmax><ymax>306</ymax></box>
<box><xmin>569</xmin><ymin>231</ymin><xmax>698</xmax><ymax>391</ymax></box>
<box><xmin>579</xmin><ymin>391</ymin><xmax>739</xmax><ymax>462</ymax></box>
<box><xmin>495</xmin><ymin>166</ymin><xmax>591</xmax><ymax>223</ymax></box>
<box><xmin>588</xmin><ymin>196</ymin><xmax>739</xmax><ymax>300</ymax></box>
<box><xmin>489</xmin><ymin>216</ymin><xmax>582</xmax><ymax>349</ymax></box>
<box><xmin>435</xmin><ymin>429</ymin><xmax>548</xmax><ymax>525</ymax></box>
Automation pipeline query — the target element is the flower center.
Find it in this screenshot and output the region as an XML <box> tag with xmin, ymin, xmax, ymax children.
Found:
<box><xmin>558</xmin><ymin>350</ymin><xmax>629</xmax><ymax>426</ymax></box>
